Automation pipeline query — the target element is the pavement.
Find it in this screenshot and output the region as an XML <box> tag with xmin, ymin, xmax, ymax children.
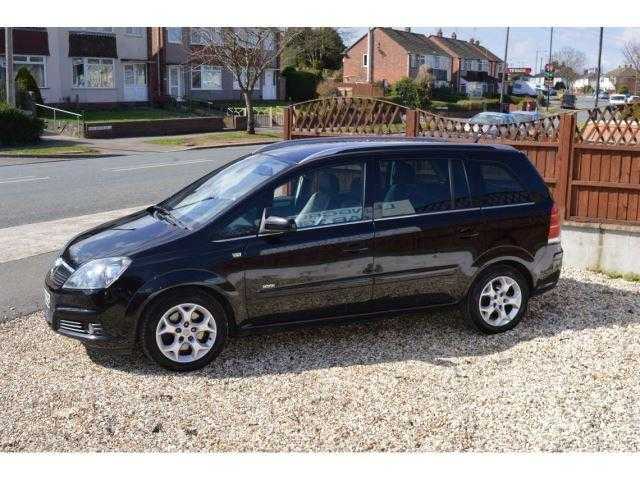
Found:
<box><xmin>0</xmin><ymin>144</ymin><xmax>261</xmax><ymax>322</ymax></box>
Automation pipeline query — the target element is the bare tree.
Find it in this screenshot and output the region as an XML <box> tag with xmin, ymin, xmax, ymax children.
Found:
<box><xmin>622</xmin><ymin>40</ymin><xmax>640</xmax><ymax>94</ymax></box>
<box><xmin>189</xmin><ymin>27</ymin><xmax>298</xmax><ymax>134</ymax></box>
<box><xmin>552</xmin><ymin>46</ymin><xmax>587</xmax><ymax>88</ymax></box>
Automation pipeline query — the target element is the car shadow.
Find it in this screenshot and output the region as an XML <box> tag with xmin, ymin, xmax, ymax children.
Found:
<box><xmin>86</xmin><ymin>275</ymin><xmax>640</xmax><ymax>378</ymax></box>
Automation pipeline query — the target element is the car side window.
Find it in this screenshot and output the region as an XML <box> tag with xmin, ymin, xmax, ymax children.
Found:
<box><xmin>466</xmin><ymin>160</ymin><xmax>531</xmax><ymax>207</ymax></box>
<box><xmin>451</xmin><ymin>158</ymin><xmax>472</xmax><ymax>209</ymax></box>
<box><xmin>267</xmin><ymin>162</ymin><xmax>364</xmax><ymax>229</ymax></box>
<box><xmin>374</xmin><ymin>157</ymin><xmax>452</xmax><ymax>218</ymax></box>
<box><xmin>213</xmin><ymin>203</ymin><xmax>264</xmax><ymax>239</ymax></box>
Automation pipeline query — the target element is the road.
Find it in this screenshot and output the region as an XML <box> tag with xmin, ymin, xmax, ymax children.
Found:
<box><xmin>0</xmin><ymin>145</ymin><xmax>260</xmax><ymax>321</ymax></box>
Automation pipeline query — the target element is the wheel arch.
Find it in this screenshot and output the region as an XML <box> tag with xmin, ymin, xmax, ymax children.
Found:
<box><xmin>466</xmin><ymin>257</ymin><xmax>534</xmax><ymax>298</ymax></box>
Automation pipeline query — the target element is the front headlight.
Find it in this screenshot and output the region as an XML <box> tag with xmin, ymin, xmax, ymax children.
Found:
<box><xmin>63</xmin><ymin>257</ymin><xmax>132</xmax><ymax>290</ymax></box>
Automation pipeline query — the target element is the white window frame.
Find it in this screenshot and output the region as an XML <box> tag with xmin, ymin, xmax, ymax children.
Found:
<box><xmin>167</xmin><ymin>28</ymin><xmax>182</xmax><ymax>44</ymax></box>
<box><xmin>125</xmin><ymin>27</ymin><xmax>144</xmax><ymax>37</ymax></box>
<box><xmin>72</xmin><ymin>57</ymin><xmax>115</xmax><ymax>89</ymax></box>
<box><xmin>362</xmin><ymin>53</ymin><xmax>368</xmax><ymax>67</ymax></box>
<box><xmin>9</xmin><ymin>55</ymin><xmax>47</xmax><ymax>88</ymax></box>
<box><xmin>191</xmin><ymin>65</ymin><xmax>222</xmax><ymax>90</ymax></box>
<box><xmin>190</xmin><ymin>28</ymin><xmax>205</xmax><ymax>45</ymax></box>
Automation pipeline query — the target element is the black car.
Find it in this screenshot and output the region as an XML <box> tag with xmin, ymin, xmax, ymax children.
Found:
<box><xmin>561</xmin><ymin>94</ymin><xmax>577</xmax><ymax>109</ymax></box>
<box><xmin>44</xmin><ymin>138</ymin><xmax>563</xmax><ymax>371</ymax></box>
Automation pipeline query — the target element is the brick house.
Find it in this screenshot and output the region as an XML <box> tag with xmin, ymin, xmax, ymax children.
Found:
<box><xmin>606</xmin><ymin>65</ymin><xmax>640</xmax><ymax>95</ymax></box>
<box><xmin>148</xmin><ymin>27</ymin><xmax>284</xmax><ymax>104</ymax></box>
<box><xmin>342</xmin><ymin>27</ymin><xmax>452</xmax><ymax>89</ymax></box>
<box><xmin>429</xmin><ymin>30</ymin><xmax>502</xmax><ymax>96</ymax></box>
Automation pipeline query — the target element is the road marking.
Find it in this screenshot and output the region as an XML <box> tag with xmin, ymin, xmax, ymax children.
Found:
<box><xmin>0</xmin><ymin>206</ymin><xmax>145</xmax><ymax>264</ymax></box>
<box><xmin>105</xmin><ymin>158</ymin><xmax>218</xmax><ymax>172</ymax></box>
<box><xmin>0</xmin><ymin>176</ymin><xmax>50</xmax><ymax>185</ymax></box>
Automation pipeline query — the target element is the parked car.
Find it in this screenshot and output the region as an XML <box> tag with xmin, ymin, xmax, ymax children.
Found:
<box><xmin>511</xmin><ymin>111</ymin><xmax>542</xmax><ymax>122</ymax></box>
<box><xmin>467</xmin><ymin>112</ymin><xmax>517</xmax><ymax>135</ymax></box>
<box><xmin>598</xmin><ymin>91</ymin><xmax>610</xmax><ymax>100</ymax></box>
<box><xmin>44</xmin><ymin>138</ymin><xmax>563</xmax><ymax>371</ymax></box>
<box><xmin>512</xmin><ymin>81</ymin><xmax>537</xmax><ymax>97</ymax></box>
<box><xmin>561</xmin><ymin>93</ymin><xmax>577</xmax><ymax>109</ymax></box>
<box><xmin>627</xmin><ymin>95</ymin><xmax>640</xmax><ymax>104</ymax></box>
<box><xmin>610</xmin><ymin>94</ymin><xmax>628</xmax><ymax>106</ymax></box>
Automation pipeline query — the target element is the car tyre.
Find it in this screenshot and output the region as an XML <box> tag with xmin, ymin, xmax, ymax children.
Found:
<box><xmin>141</xmin><ymin>290</ymin><xmax>228</xmax><ymax>371</ymax></box>
<box><xmin>462</xmin><ymin>265</ymin><xmax>530</xmax><ymax>334</ymax></box>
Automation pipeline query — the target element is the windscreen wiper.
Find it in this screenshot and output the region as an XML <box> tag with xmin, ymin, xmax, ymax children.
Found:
<box><xmin>147</xmin><ymin>205</ymin><xmax>191</xmax><ymax>230</ymax></box>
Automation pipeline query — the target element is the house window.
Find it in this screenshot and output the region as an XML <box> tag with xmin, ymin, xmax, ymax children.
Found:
<box><xmin>192</xmin><ymin>65</ymin><xmax>222</xmax><ymax>90</ymax></box>
<box><xmin>72</xmin><ymin>58</ymin><xmax>114</xmax><ymax>88</ymax></box>
<box><xmin>167</xmin><ymin>28</ymin><xmax>182</xmax><ymax>44</ymax></box>
<box><xmin>362</xmin><ymin>54</ymin><xmax>368</xmax><ymax>67</ymax></box>
<box><xmin>419</xmin><ymin>55</ymin><xmax>426</xmax><ymax>66</ymax></box>
<box><xmin>410</xmin><ymin>54</ymin><xmax>418</xmax><ymax>68</ymax></box>
<box><xmin>190</xmin><ymin>28</ymin><xmax>204</xmax><ymax>45</ymax></box>
<box><xmin>125</xmin><ymin>27</ymin><xmax>144</xmax><ymax>37</ymax></box>
<box><xmin>233</xmin><ymin>68</ymin><xmax>260</xmax><ymax>90</ymax></box>
<box><xmin>79</xmin><ymin>27</ymin><xmax>113</xmax><ymax>33</ymax></box>
<box><xmin>9</xmin><ymin>55</ymin><xmax>47</xmax><ymax>88</ymax></box>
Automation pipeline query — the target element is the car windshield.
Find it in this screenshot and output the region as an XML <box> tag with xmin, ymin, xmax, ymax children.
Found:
<box><xmin>611</xmin><ymin>95</ymin><xmax>626</xmax><ymax>100</ymax></box>
<box><xmin>470</xmin><ymin>113</ymin><xmax>513</xmax><ymax>124</ymax></box>
<box><xmin>159</xmin><ymin>153</ymin><xmax>290</xmax><ymax>228</ymax></box>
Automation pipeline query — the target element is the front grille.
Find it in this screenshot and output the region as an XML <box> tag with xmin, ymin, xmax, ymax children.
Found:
<box><xmin>49</xmin><ymin>258</ymin><xmax>74</xmax><ymax>288</ymax></box>
<box><xmin>58</xmin><ymin>319</ymin><xmax>104</xmax><ymax>337</ymax></box>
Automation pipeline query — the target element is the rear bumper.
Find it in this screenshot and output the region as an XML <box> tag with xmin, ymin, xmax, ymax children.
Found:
<box><xmin>531</xmin><ymin>241</ymin><xmax>563</xmax><ymax>296</ymax></box>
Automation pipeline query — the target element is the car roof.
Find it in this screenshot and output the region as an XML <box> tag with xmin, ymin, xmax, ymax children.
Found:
<box><xmin>256</xmin><ymin>136</ymin><xmax>517</xmax><ymax>165</ymax></box>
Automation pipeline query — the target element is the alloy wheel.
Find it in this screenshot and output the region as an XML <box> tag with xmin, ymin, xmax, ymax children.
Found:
<box><xmin>155</xmin><ymin>303</ymin><xmax>217</xmax><ymax>363</ymax></box>
<box><xmin>478</xmin><ymin>275</ymin><xmax>522</xmax><ymax>327</ymax></box>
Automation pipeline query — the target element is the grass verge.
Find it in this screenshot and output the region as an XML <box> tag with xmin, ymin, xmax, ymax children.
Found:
<box><xmin>145</xmin><ymin>131</ymin><xmax>281</xmax><ymax>147</ymax></box>
<box><xmin>0</xmin><ymin>144</ymin><xmax>99</xmax><ymax>157</ymax></box>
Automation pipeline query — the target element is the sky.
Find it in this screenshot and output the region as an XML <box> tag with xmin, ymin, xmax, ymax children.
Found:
<box><xmin>342</xmin><ymin>27</ymin><xmax>640</xmax><ymax>74</ymax></box>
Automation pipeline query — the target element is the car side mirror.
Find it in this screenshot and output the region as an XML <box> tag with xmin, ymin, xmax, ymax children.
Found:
<box><xmin>261</xmin><ymin>215</ymin><xmax>296</xmax><ymax>234</ymax></box>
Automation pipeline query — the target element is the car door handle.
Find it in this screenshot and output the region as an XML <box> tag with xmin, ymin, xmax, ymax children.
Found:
<box><xmin>343</xmin><ymin>243</ymin><xmax>369</xmax><ymax>254</ymax></box>
<box><xmin>458</xmin><ymin>228</ymin><xmax>479</xmax><ymax>239</ymax></box>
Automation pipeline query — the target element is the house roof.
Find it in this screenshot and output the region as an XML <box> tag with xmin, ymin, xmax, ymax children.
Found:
<box><xmin>468</xmin><ymin>42</ymin><xmax>502</xmax><ymax>63</ymax></box>
<box><xmin>379</xmin><ymin>28</ymin><xmax>448</xmax><ymax>56</ymax></box>
<box><xmin>606</xmin><ymin>65</ymin><xmax>640</xmax><ymax>78</ymax></box>
<box><xmin>428</xmin><ymin>35</ymin><xmax>484</xmax><ymax>60</ymax></box>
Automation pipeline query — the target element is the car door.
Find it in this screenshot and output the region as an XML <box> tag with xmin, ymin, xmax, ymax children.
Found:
<box><xmin>241</xmin><ymin>158</ymin><xmax>375</xmax><ymax>327</ymax></box>
<box><xmin>370</xmin><ymin>152</ymin><xmax>485</xmax><ymax>310</ymax></box>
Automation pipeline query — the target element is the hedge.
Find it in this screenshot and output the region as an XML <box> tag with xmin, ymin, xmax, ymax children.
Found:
<box><xmin>282</xmin><ymin>67</ymin><xmax>321</xmax><ymax>102</ymax></box>
<box><xmin>0</xmin><ymin>107</ymin><xmax>45</xmax><ymax>146</ymax></box>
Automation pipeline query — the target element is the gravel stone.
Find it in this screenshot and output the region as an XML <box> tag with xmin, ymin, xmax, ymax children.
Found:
<box><xmin>1</xmin><ymin>266</ymin><xmax>639</xmax><ymax>452</ymax></box>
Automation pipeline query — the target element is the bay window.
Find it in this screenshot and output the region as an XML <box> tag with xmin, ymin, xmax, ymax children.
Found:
<box><xmin>72</xmin><ymin>58</ymin><xmax>115</xmax><ymax>88</ymax></box>
<box><xmin>191</xmin><ymin>65</ymin><xmax>222</xmax><ymax>90</ymax></box>
<box><xmin>3</xmin><ymin>55</ymin><xmax>47</xmax><ymax>88</ymax></box>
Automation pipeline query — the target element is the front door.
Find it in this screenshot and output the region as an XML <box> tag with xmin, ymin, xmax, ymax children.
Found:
<box><xmin>242</xmin><ymin>159</ymin><xmax>374</xmax><ymax>326</ymax></box>
<box><xmin>262</xmin><ymin>69</ymin><xmax>277</xmax><ymax>100</ymax></box>
<box><xmin>168</xmin><ymin>65</ymin><xmax>182</xmax><ymax>100</ymax></box>
<box><xmin>124</xmin><ymin>63</ymin><xmax>148</xmax><ymax>101</ymax></box>
<box><xmin>371</xmin><ymin>153</ymin><xmax>485</xmax><ymax>309</ymax></box>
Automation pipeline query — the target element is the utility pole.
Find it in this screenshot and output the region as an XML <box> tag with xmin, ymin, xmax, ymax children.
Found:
<box><xmin>594</xmin><ymin>27</ymin><xmax>604</xmax><ymax>109</ymax></box>
<box><xmin>546</xmin><ymin>27</ymin><xmax>554</xmax><ymax>112</ymax></box>
<box><xmin>4</xmin><ymin>27</ymin><xmax>15</xmax><ymax>106</ymax></box>
<box><xmin>499</xmin><ymin>27</ymin><xmax>509</xmax><ymax>113</ymax></box>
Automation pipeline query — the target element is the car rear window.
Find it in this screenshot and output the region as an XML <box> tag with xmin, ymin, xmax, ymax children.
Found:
<box><xmin>466</xmin><ymin>160</ymin><xmax>533</xmax><ymax>207</ymax></box>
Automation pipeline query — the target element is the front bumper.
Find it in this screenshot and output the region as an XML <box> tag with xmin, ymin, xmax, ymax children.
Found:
<box><xmin>44</xmin><ymin>285</ymin><xmax>136</xmax><ymax>350</ymax></box>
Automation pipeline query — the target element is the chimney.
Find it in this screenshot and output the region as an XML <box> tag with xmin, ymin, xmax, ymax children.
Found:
<box><xmin>451</xmin><ymin>32</ymin><xmax>457</xmax><ymax>39</ymax></box>
<box><xmin>469</xmin><ymin>37</ymin><xmax>474</xmax><ymax>44</ymax></box>
<box><xmin>404</xmin><ymin>27</ymin><xmax>411</xmax><ymax>33</ymax></box>
<box><xmin>475</xmin><ymin>40</ymin><xmax>480</xmax><ymax>46</ymax></box>
<box><xmin>437</xmin><ymin>28</ymin><xmax>443</xmax><ymax>37</ymax></box>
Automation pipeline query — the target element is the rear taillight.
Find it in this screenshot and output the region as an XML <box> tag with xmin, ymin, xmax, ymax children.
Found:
<box><xmin>548</xmin><ymin>203</ymin><xmax>561</xmax><ymax>243</ymax></box>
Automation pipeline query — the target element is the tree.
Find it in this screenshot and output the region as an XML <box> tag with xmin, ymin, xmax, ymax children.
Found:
<box><xmin>622</xmin><ymin>39</ymin><xmax>640</xmax><ymax>95</ymax></box>
<box><xmin>15</xmin><ymin>67</ymin><xmax>43</xmax><ymax>110</ymax></box>
<box><xmin>283</xmin><ymin>28</ymin><xmax>346</xmax><ymax>71</ymax></box>
<box><xmin>189</xmin><ymin>27</ymin><xmax>298</xmax><ymax>134</ymax></box>
<box><xmin>552</xmin><ymin>46</ymin><xmax>586</xmax><ymax>88</ymax></box>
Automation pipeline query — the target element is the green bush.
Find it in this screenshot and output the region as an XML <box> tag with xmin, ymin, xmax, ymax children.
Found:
<box><xmin>0</xmin><ymin>107</ymin><xmax>45</xmax><ymax>146</ymax></box>
<box><xmin>617</xmin><ymin>85</ymin><xmax>630</xmax><ymax>94</ymax></box>
<box><xmin>431</xmin><ymin>86</ymin><xmax>467</xmax><ymax>102</ymax></box>
<box><xmin>282</xmin><ymin>66</ymin><xmax>321</xmax><ymax>102</ymax></box>
<box><xmin>15</xmin><ymin>67</ymin><xmax>43</xmax><ymax>110</ymax></box>
<box><xmin>388</xmin><ymin>78</ymin><xmax>420</xmax><ymax>108</ymax></box>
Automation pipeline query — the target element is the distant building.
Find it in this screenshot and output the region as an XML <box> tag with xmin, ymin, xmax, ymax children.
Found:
<box><xmin>573</xmin><ymin>68</ymin><xmax>615</xmax><ymax>93</ymax></box>
<box><xmin>606</xmin><ymin>65</ymin><xmax>640</xmax><ymax>94</ymax></box>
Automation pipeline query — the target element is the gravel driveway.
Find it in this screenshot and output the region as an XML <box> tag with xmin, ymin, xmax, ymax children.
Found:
<box><xmin>1</xmin><ymin>266</ymin><xmax>639</xmax><ymax>452</ymax></box>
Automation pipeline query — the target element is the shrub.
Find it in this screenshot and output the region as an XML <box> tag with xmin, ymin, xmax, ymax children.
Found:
<box><xmin>617</xmin><ymin>85</ymin><xmax>630</xmax><ymax>94</ymax></box>
<box><xmin>622</xmin><ymin>102</ymin><xmax>640</xmax><ymax>121</ymax></box>
<box><xmin>0</xmin><ymin>107</ymin><xmax>45</xmax><ymax>146</ymax></box>
<box><xmin>316</xmin><ymin>79</ymin><xmax>340</xmax><ymax>98</ymax></box>
<box><xmin>388</xmin><ymin>77</ymin><xmax>420</xmax><ymax>108</ymax></box>
<box><xmin>15</xmin><ymin>67</ymin><xmax>43</xmax><ymax>110</ymax></box>
<box><xmin>431</xmin><ymin>86</ymin><xmax>467</xmax><ymax>102</ymax></box>
<box><xmin>282</xmin><ymin>66</ymin><xmax>321</xmax><ymax>102</ymax></box>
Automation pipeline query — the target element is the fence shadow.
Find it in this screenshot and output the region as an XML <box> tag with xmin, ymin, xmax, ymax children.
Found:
<box><xmin>87</xmin><ymin>274</ymin><xmax>640</xmax><ymax>378</ymax></box>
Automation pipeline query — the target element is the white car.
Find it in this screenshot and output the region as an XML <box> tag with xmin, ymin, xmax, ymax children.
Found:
<box><xmin>609</xmin><ymin>94</ymin><xmax>628</xmax><ymax>106</ymax></box>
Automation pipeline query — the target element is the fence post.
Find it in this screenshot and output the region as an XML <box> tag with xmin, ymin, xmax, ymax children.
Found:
<box><xmin>283</xmin><ymin>106</ymin><xmax>292</xmax><ymax>140</ymax></box>
<box><xmin>554</xmin><ymin>113</ymin><xmax>577</xmax><ymax>221</ymax></box>
<box><xmin>405</xmin><ymin>109</ymin><xmax>419</xmax><ymax>138</ymax></box>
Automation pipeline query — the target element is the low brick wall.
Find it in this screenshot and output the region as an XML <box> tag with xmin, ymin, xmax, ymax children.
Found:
<box><xmin>84</xmin><ymin>116</ymin><xmax>225</xmax><ymax>139</ymax></box>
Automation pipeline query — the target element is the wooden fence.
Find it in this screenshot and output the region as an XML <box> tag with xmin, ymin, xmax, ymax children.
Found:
<box><xmin>283</xmin><ymin>98</ymin><xmax>640</xmax><ymax>227</ymax></box>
